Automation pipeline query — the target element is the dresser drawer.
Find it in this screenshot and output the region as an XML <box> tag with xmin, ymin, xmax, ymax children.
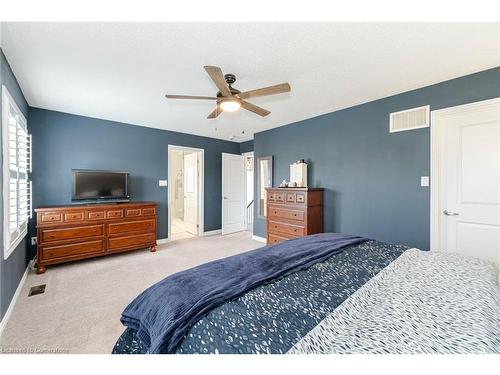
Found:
<box><xmin>41</xmin><ymin>240</ymin><xmax>105</xmax><ymax>261</ymax></box>
<box><xmin>269</xmin><ymin>221</ymin><xmax>305</xmax><ymax>237</ymax></box>
<box><xmin>267</xmin><ymin>233</ymin><xmax>295</xmax><ymax>245</ymax></box>
<box><xmin>141</xmin><ymin>207</ymin><xmax>156</xmax><ymax>216</ymax></box>
<box><xmin>268</xmin><ymin>191</ymin><xmax>276</xmax><ymax>202</ymax></box>
<box><xmin>125</xmin><ymin>208</ymin><xmax>141</xmax><ymax>217</ymax></box>
<box><xmin>295</xmin><ymin>193</ymin><xmax>306</xmax><ymax>204</ymax></box>
<box><xmin>268</xmin><ymin>206</ymin><xmax>305</xmax><ymax>221</ymax></box>
<box><xmin>64</xmin><ymin>211</ymin><xmax>84</xmax><ymax>222</ymax></box>
<box><xmin>41</xmin><ymin>224</ymin><xmax>104</xmax><ymax>243</ymax></box>
<box><xmin>107</xmin><ymin>209</ymin><xmax>124</xmax><ymax>219</ymax></box>
<box><xmin>87</xmin><ymin>210</ymin><xmax>105</xmax><ymax>220</ymax></box>
<box><xmin>274</xmin><ymin>191</ymin><xmax>285</xmax><ymax>203</ymax></box>
<box><xmin>108</xmin><ymin>233</ymin><xmax>156</xmax><ymax>252</ymax></box>
<box><xmin>40</xmin><ymin>212</ymin><xmax>63</xmax><ymax>224</ymax></box>
<box><xmin>108</xmin><ymin>219</ymin><xmax>156</xmax><ymax>235</ymax></box>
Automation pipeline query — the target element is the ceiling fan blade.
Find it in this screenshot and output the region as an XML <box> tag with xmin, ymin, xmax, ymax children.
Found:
<box><xmin>207</xmin><ymin>107</ymin><xmax>223</xmax><ymax>119</ymax></box>
<box><xmin>204</xmin><ymin>66</ymin><xmax>232</xmax><ymax>97</ymax></box>
<box><xmin>237</xmin><ymin>83</ymin><xmax>290</xmax><ymax>100</ymax></box>
<box><xmin>165</xmin><ymin>94</ymin><xmax>216</xmax><ymax>100</ymax></box>
<box><xmin>241</xmin><ymin>101</ymin><xmax>271</xmax><ymax>117</ymax></box>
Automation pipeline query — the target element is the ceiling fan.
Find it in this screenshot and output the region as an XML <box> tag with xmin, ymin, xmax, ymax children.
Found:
<box><xmin>165</xmin><ymin>66</ymin><xmax>291</xmax><ymax>119</ymax></box>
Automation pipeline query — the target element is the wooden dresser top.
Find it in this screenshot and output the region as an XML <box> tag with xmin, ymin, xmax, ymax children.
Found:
<box><xmin>34</xmin><ymin>201</ymin><xmax>158</xmax><ymax>212</ymax></box>
<box><xmin>266</xmin><ymin>187</ymin><xmax>324</xmax><ymax>191</ymax></box>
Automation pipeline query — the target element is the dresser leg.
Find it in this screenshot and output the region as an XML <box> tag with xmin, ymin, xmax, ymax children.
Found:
<box><xmin>150</xmin><ymin>245</ymin><xmax>157</xmax><ymax>252</ymax></box>
<box><xmin>36</xmin><ymin>265</ymin><xmax>46</xmax><ymax>274</ymax></box>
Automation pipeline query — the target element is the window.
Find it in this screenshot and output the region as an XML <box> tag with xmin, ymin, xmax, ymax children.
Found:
<box><xmin>2</xmin><ymin>85</ymin><xmax>31</xmax><ymax>259</ymax></box>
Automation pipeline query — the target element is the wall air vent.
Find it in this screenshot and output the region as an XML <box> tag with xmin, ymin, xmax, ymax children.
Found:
<box><xmin>390</xmin><ymin>105</ymin><xmax>430</xmax><ymax>133</ymax></box>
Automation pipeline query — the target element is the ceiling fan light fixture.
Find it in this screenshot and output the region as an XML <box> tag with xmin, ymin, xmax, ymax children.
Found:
<box><xmin>219</xmin><ymin>99</ymin><xmax>241</xmax><ymax>112</ymax></box>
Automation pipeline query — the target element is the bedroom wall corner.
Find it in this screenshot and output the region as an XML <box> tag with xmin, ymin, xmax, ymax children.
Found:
<box><xmin>239</xmin><ymin>140</ymin><xmax>253</xmax><ymax>154</ymax></box>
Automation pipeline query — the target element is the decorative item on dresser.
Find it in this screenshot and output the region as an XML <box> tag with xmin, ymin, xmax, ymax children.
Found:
<box><xmin>35</xmin><ymin>201</ymin><xmax>158</xmax><ymax>274</ymax></box>
<box><xmin>266</xmin><ymin>187</ymin><xmax>324</xmax><ymax>245</ymax></box>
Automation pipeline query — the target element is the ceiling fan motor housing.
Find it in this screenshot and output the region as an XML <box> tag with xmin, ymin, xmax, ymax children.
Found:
<box><xmin>224</xmin><ymin>73</ymin><xmax>236</xmax><ymax>85</ymax></box>
<box><xmin>216</xmin><ymin>74</ymin><xmax>241</xmax><ymax>98</ymax></box>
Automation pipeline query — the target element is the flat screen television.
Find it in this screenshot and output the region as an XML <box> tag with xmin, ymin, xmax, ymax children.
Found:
<box><xmin>72</xmin><ymin>170</ymin><xmax>129</xmax><ymax>202</ymax></box>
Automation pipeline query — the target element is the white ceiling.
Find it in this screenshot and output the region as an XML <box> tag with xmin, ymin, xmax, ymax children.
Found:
<box><xmin>1</xmin><ymin>22</ymin><xmax>499</xmax><ymax>142</ymax></box>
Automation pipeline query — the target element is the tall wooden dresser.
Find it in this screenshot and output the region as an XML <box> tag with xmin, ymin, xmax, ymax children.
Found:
<box><xmin>266</xmin><ymin>187</ymin><xmax>324</xmax><ymax>245</ymax></box>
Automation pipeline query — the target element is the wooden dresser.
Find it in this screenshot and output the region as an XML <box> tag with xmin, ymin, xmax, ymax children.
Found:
<box><xmin>266</xmin><ymin>187</ymin><xmax>324</xmax><ymax>245</ymax></box>
<box><xmin>35</xmin><ymin>201</ymin><xmax>158</xmax><ymax>274</ymax></box>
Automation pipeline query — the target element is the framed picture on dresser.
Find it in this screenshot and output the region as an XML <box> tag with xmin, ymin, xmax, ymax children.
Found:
<box><xmin>257</xmin><ymin>156</ymin><xmax>273</xmax><ymax>218</ymax></box>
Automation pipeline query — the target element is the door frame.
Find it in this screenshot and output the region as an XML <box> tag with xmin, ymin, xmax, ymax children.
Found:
<box><xmin>430</xmin><ymin>97</ymin><xmax>500</xmax><ymax>251</ymax></box>
<box><xmin>242</xmin><ymin>151</ymin><xmax>254</xmax><ymax>230</ymax></box>
<box><xmin>167</xmin><ymin>145</ymin><xmax>204</xmax><ymax>240</ymax></box>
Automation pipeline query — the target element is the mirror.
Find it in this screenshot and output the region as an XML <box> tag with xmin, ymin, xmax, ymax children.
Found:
<box><xmin>257</xmin><ymin>156</ymin><xmax>273</xmax><ymax>218</ymax></box>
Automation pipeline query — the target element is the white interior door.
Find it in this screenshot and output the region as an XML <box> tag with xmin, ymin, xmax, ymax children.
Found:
<box><xmin>434</xmin><ymin>98</ymin><xmax>500</xmax><ymax>264</ymax></box>
<box><xmin>183</xmin><ymin>152</ymin><xmax>198</xmax><ymax>235</ymax></box>
<box><xmin>222</xmin><ymin>153</ymin><xmax>245</xmax><ymax>235</ymax></box>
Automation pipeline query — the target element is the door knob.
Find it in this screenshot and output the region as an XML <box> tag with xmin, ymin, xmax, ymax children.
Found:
<box><xmin>443</xmin><ymin>209</ymin><xmax>459</xmax><ymax>216</ymax></box>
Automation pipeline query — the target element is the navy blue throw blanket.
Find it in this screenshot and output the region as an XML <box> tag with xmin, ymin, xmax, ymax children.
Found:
<box><xmin>120</xmin><ymin>233</ymin><xmax>367</xmax><ymax>353</ymax></box>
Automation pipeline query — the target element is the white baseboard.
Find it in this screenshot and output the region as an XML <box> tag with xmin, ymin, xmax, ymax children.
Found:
<box><xmin>157</xmin><ymin>238</ymin><xmax>169</xmax><ymax>245</ymax></box>
<box><xmin>0</xmin><ymin>266</ymin><xmax>29</xmax><ymax>337</ymax></box>
<box><xmin>158</xmin><ymin>230</ymin><xmax>222</xmax><ymax>243</ymax></box>
<box><xmin>252</xmin><ymin>235</ymin><xmax>266</xmax><ymax>243</ymax></box>
<box><xmin>159</xmin><ymin>229</ymin><xmax>247</xmax><ymax>241</ymax></box>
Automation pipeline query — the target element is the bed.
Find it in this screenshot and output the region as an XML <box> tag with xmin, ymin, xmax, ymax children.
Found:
<box><xmin>112</xmin><ymin>233</ymin><xmax>500</xmax><ymax>354</ymax></box>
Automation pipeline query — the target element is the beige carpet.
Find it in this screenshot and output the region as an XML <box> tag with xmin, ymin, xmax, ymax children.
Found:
<box><xmin>0</xmin><ymin>231</ymin><xmax>262</xmax><ymax>354</ymax></box>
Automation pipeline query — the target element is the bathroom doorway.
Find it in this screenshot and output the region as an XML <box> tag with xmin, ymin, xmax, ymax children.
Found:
<box><xmin>168</xmin><ymin>145</ymin><xmax>204</xmax><ymax>241</ymax></box>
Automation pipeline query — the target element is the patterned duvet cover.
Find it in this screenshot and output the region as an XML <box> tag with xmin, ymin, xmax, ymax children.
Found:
<box><xmin>113</xmin><ymin>240</ymin><xmax>407</xmax><ymax>354</ymax></box>
<box><xmin>113</xmin><ymin>239</ymin><xmax>500</xmax><ymax>354</ymax></box>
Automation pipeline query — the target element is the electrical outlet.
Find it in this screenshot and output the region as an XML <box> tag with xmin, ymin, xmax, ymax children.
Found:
<box><xmin>28</xmin><ymin>259</ymin><xmax>37</xmax><ymax>271</ymax></box>
<box><xmin>31</xmin><ymin>237</ymin><xmax>37</xmax><ymax>245</ymax></box>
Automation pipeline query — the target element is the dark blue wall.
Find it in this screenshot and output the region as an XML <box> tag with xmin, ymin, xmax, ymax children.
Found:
<box><xmin>254</xmin><ymin>67</ymin><xmax>500</xmax><ymax>250</ymax></box>
<box><xmin>0</xmin><ymin>49</ymin><xmax>29</xmax><ymax>320</ymax></box>
<box><xmin>27</xmin><ymin>108</ymin><xmax>240</xmax><ymax>258</ymax></box>
<box><xmin>239</xmin><ymin>140</ymin><xmax>253</xmax><ymax>154</ymax></box>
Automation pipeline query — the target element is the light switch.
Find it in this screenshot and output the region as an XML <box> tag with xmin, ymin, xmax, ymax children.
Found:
<box><xmin>420</xmin><ymin>176</ymin><xmax>429</xmax><ymax>187</ymax></box>
<box><xmin>159</xmin><ymin>180</ymin><xmax>168</xmax><ymax>187</ymax></box>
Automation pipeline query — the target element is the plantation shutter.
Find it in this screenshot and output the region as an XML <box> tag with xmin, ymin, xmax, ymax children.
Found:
<box><xmin>2</xmin><ymin>85</ymin><xmax>32</xmax><ymax>258</ymax></box>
